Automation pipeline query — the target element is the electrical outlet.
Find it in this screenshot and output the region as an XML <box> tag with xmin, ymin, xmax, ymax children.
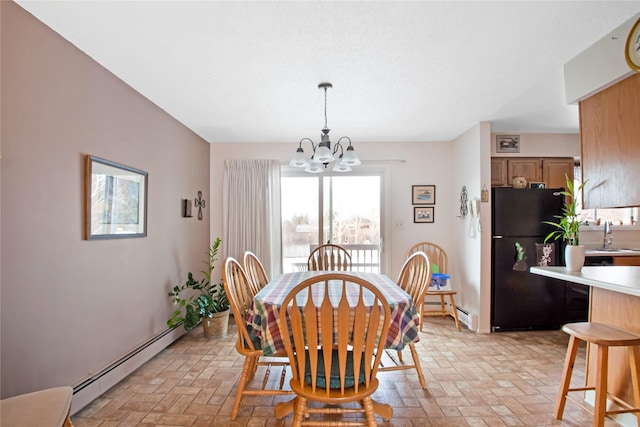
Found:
<box><xmin>394</xmin><ymin>219</ymin><xmax>404</xmax><ymax>229</ymax></box>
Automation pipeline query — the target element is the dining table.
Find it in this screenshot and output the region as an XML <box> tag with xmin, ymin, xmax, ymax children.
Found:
<box><xmin>248</xmin><ymin>270</ymin><xmax>421</xmax><ymax>356</ymax></box>
<box><xmin>247</xmin><ymin>270</ymin><xmax>421</xmax><ymax>421</ymax></box>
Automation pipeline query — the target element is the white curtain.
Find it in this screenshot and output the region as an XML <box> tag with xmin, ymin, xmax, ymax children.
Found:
<box><xmin>223</xmin><ymin>160</ymin><xmax>282</xmax><ymax>277</ymax></box>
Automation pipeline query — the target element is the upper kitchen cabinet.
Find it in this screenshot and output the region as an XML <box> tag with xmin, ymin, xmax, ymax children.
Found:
<box><xmin>491</xmin><ymin>157</ymin><xmax>573</xmax><ymax>189</ymax></box>
<box><xmin>491</xmin><ymin>158</ymin><xmax>508</xmax><ymax>187</ymax></box>
<box><xmin>580</xmin><ymin>73</ymin><xmax>640</xmax><ymax>208</ymax></box>
<box><xmin>541</xmin><ymin>158</ymin><xmax>575</xmax><ymax>189</ymax></box>
<box><xmin>507</xmin><ymin>158</ymin><xmax>541</xmax><ymax>185</ymax></box>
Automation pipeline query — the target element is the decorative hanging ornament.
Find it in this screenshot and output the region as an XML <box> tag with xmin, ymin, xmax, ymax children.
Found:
<box><xmin>195</xmin><ymin>191</ymin><xmax>206</xmax><ymax>220</ymax></box>
<box><xmin>459</xmin><ymin>186</ymin><xmax>469</xmax><ymax>218</ymax></box>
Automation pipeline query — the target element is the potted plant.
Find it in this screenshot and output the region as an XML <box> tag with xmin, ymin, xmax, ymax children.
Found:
<box><xmin>167</xmin><ymin>237</ymin><xmax>230</xmax><ymax>337</ymax></box>
<box><xmin>543</xmin><ymin>175</ymin><xmax>588</xmax><ymax>272</ymax></box>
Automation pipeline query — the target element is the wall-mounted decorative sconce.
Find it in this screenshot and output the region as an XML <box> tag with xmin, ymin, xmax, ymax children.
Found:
<box><xmin>182</xmin><ymin>199</ymin><xmax>193</xmax><ymax>218</ymax></box>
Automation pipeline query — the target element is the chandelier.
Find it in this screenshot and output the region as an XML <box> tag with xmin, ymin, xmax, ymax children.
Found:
<box><xmin>289</xmin><ymin>82</ymin><xmax>361</xmax><ymax>173</ymax></box>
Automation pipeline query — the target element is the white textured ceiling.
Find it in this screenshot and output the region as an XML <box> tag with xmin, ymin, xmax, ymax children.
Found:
<box><xmin>15</xmin><ymin>1</ymin><xmax>640</xmax><ymax>144</ymax></box>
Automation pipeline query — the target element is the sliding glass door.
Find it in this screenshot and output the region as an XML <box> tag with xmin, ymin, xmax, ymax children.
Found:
<box><xmin>281</xmin><ymin>173</ymin><xmax>383</xmax><ymax>273</ymax></box>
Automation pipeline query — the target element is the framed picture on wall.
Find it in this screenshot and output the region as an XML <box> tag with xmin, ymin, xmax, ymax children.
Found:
<box><xmin>412</xmin><ymin>185</ymin><xmax>436</xmax><ymax>205</ymax></box>
<box><xmin>414</xmin><ymin>206</ymin><xmax>434</xmax><ymax>223</ymax></box>
<box><xmin>496</xmin><ymin>135</ymin><xmax>520</xmax><ymax>153</ymax></box>
<box><xmin>85</xmin><ymin>155</ymin><xmax>148</xmax><ymax>240</ymax></box>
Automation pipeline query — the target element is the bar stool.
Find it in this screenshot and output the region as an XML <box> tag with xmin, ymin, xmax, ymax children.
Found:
<box><xmin>555</xmin><ymin>322</ymin><xmax>640</xmax><ymax>427</ymax></box>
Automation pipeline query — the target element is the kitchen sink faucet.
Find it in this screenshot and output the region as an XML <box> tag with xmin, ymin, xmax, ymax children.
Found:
<box><xmin>603</xmin><ymin>221</ymin><xmax>613</xmax><ymax>249</ymax></box>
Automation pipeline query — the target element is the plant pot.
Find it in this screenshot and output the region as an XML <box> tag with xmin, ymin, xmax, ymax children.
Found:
<box><xmin>202</xmin><ymin>310</ymin><xmax>229</xmax><ymax>338</ymax></box>
<box><xmin>565</xmin><ymin>245</ymin><xmax>585</xmax><ymax>272</ymax></box>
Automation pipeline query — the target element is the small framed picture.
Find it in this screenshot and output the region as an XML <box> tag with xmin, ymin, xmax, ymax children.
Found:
<box><xmin>414</xmin><ymin>207</ymin><xmax>434</xmax><ymax>223</ymax></box>
<box><xmin>496</xmin><ymin>135</ymin><xmax>520</xmax><ymax>153</ymax></box>
<box><xmin>529</xmin><ymin>182</ymin><xmax>546</xmax><ymax>189</ymax></box>
<box><xmin>412</xmin><ymin>185</ymin><xmax>436</xmax><ymax>205</ymax></box>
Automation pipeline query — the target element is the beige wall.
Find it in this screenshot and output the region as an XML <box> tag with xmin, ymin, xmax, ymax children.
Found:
<box><xmin>451</xmin><ymin>122</ymin><xmax>492</xmax><ymax>332</ymax></box>
<box><xmin>210</xmin><ymin>141</ymin><xmax>457</xmax><ymax>281</ymax></box>
<box><xmin>490</xmin><ymin>132</ymin><xmax>579</xmax><ymax>158</ymax></box>
<box><xmin>1</xmin><ymin>2</ymin><xmax>210</xmax><ymax>399</ymax></box>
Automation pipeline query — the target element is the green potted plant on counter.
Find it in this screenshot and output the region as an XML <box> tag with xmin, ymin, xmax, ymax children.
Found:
<box><xmin>167</xmin><ymin>237</ymin><xmax>230</xmax><ymax>337</ymax></box>
<box><xmin>543</xmin><ymin>175</ymin><xmax>588</xmax><ymax>272</ymax></box>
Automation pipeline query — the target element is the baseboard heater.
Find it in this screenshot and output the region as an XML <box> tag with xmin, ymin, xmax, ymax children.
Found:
<box><xmin>424</xmin><ymin>301</ymin><xmax>477</xmax><ymax>331</ymax></box>
<box><xmin>70</xmin><ymin>326</ymin><xmax>184</xmax><ymax>414</ymax></box>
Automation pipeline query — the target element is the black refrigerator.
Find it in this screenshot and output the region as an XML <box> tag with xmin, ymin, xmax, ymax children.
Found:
<box><xmin>491</xmin><ymin>187</ymin><xmax>568</xmax><ymax>331</ymax></box>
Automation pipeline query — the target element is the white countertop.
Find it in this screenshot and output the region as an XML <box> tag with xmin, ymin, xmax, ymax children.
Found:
<box><xmin>530</xmin><ymin>266</ymin><xmax>640</xmax><ymax>298</ymax></box>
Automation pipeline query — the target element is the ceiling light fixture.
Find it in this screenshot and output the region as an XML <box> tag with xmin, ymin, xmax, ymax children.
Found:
<box><xmin>289</xmin><ymin>82</ymin><xmax>361</xmax><ymax>173</ymax></box>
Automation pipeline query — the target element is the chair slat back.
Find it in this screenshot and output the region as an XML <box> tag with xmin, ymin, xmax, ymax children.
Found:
<box><xmin>307</xmin><ymin>244</ymin><xmax>352</xmax><ymax>271</ymax></box>
<box><xmin>279</xmin><ymin>273</ymin><xmax>391</xmax><ymax>396</ymax></box>
<box><xmin>222</xmin><ymin>257</ymin><xmax>258</xmax><ymax>351</ymax></box>
<box><xmin>242</xmin><ymin>251</ymin><xmax>269</xmax><ymax>297</ymax></box>
<box><xmin>408</xmin><ymin>242</ymin><xmax>448</xmax><ymax>274</ymax></box>
<box><xmin>397</xmin><ymin>251</ymin><xmax>432</xmax><ymax>305</ymax></box>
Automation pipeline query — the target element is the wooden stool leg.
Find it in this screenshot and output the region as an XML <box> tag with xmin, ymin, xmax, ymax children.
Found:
<box><xmin>555</xmin><ymin>335</ymin><xmax>580</xmax><ymax>420</ymax></box>
<box><xmin>448</xmin><ymin>294</ymin><xmax>461</xmax><ymax>331</ymax></box>
<box><xmin>629</xmin><ymin>345</ymin><xmax>640</xmax><ymax>424</ymax></box>
<box><xmin>594</xmin><ymin>344</ymin><xmax>609</xmax><ymax>427</ymax></box>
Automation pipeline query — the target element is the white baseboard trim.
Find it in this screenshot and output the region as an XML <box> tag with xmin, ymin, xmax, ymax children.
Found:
<box><xmin>423</xmin><ymin>301</ymin><xmax>477</xmax><ymax>331</ymax></box>
<box><xmin>455</xmin><ymin>306</ymin><xmax>478</xmax><ymax>331</ymax></box>
<box><xmin>70</xmin><ymin>327</ymin><xmax>185</xmax><ymax>415</ymax></box>
<box><xmin>584</xmin><ymin>390</ymin><xmax>637</xmax><ymax>427</ymax></box>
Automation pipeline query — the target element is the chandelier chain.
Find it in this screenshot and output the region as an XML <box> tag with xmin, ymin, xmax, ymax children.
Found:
<box><xmin>323</xmin><ymin>86</ymin><xmax>328</xmax><ymax>129</ymax></box>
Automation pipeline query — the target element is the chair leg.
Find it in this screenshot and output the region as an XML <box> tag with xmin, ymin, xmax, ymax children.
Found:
<box><xmin>408</xmin><ymin>342</ymin><xmax>427</xmax><ymax>389</ymax></box>
<box><xmin>555</xmin><ymin>335</ymin><xmax>580</xmax><ymax>420</ymax></box>
<box><xmin>448</xmin><ymin>294</ymin><xmax>461</xmax><ymax>331</ymax></box>
<box><xmin>593</xmin><ymin>345</ymin><xmax>608</xmax><ymax>427</ymax></box>
<box><xmin>362</xmin><ymin>396</ymin><xmax>378</xmax><ymax>427</ymax></box>
<box><xmin>246</xmin><ymin>356</ymin><xmax>257</xmax><ymax>382</ymax></box>
<box><xmin>439</xmin><ymin>295</ymin><xmax>446</xmax><ymax>315</ymax></box>
<box><xmin>291</xmin><ymin>396</ymin><xmax>307</xmax><ymax>427</ymax></box>
<box><xmin>231</xmin><ymin>356</ymin><xmax>252</xmax><ymax>420</ymax></box>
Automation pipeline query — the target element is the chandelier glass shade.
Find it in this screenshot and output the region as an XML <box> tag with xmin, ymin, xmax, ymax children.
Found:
<box><xmin>289</xmin><ymin>83</ymin><xmax>361</xmax><ymax>173</ymax></box>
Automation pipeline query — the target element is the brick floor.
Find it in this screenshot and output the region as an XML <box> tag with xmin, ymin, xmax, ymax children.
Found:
<box><xmin>71</xmin><ymin>317</ymin><xmax>619</xmax><ymax>426</ymax></box>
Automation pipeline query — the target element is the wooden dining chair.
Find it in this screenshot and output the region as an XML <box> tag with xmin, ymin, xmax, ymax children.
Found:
<box><xmin>408</xmin><ymin>242</ymin><xmax>461</xmax><ymax>331</ymax></box>
<box><xmin>275</xmin><ymin>272</ymin><xmax>392</xmax><ymax>426</ymax></box>
<box><xmin>242</xmin><ymin>251</ymin><xmax>269</xmax><ymax>297</ymax></box>
<box><xmin>222</xmin><ymin>257</ymin><xmax>294</xmax><ymax>420</ymax></box>
<box><xmin>307</xmin><ymin>243</ymin><xmax>352</xmax><ymax>271</ymax></box>
<box><xmin>379</xmin><ymin>251</ymin><xmax>431</xmax><ymax>389</ymax></box>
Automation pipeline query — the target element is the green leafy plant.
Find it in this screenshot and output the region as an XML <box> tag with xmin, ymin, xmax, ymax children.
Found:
<box><xmin>543</xmin><ymin>175</ymin><xmax>588</xmax><ymax>246</ymax></box>
<box><xmin>167</xmin><ymin>237</ymin><xmax>229</xmax><ymax>331</ymax></box>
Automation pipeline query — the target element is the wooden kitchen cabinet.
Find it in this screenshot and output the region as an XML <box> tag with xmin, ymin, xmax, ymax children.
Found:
<box><xmin>580</xmin><ymin>73</ymin><xmax>640</xmax><ymax>208</ymax></box>
<box><xmin>542</xmin><ymin>158</ymin><xmax>574</xmax><ymax>189</ymax></box>
<box><xmin>491</xmin><ymin>158</ymin><xmax>508</xmax><ymax>186</ymax></box>
<box><xmin>507</xmin><ymin>158</ymin><xmax>541</xmax><ymax>185</ymax></box>
<box><xmin>613</xmin><ymin>256</ymin><xmax>640</xmax><ymax>266</ymax></box>
<box><xmin>491</xmin><ymin>157</ymin><xmax>574</xmax><ymax>188</ymax></box>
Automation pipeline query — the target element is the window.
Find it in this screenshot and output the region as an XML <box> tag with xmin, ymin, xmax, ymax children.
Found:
<box><xmin>281</xmin><ymin>172</ymin><xmax>383</xmax><ymax>273</ymax></box>
<box><xmin>574</xmin><ymin>165</ymin><xmax>638</xmax><ymax>226</ymax></box>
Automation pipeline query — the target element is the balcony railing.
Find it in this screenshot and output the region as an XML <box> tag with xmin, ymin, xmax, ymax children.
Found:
<box><xmin>283</xmin><ymin>243</ymin><xmax>380</xmax><ymax>273</ymax></box>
